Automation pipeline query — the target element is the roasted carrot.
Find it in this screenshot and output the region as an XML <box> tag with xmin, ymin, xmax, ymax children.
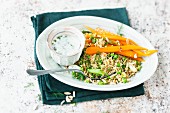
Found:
<box><xmin>133</xmin><ymin>50</ymin><xmax>158</xmax><ymax>56</ymax></box>
<box><xmin>84</xmin><ymin>33</ymin><xmax>91</xmax><ymax>39</ymax></box>
<box><xmin>85</xmin><ymin>39</ymin><xmax>92</xmax><ymax>43</ymax></box>
<box><xmin>84</xmin><ymin>25</ymin><xmax>157</xmax><ymax>59</ymax></box>
<box><xmin>84</xmin><ymin>26</ymin><xmax>96</xmax><ymax>34</ymax></box>
<box><xmin>85</xmin><ymin>45</ymin><xmax>147</xmax><ymax>55</ymax></box>
<box><xmin>85</xmin><ymin>26</ymin><xmax>138</xmax><ymax>45</ymax></box>
<box><xmin>115</xmin><ymin>50</ymin><xmax>138</xmax><ymax>58</ymax></box>
<box><xmin>131</xmin><ymin>57</ymin><xmax>145</xmax><ymax>62</ymax></box>
<box><xmin>115</xmin><ymin>50</ymin><xmax>145</xmax><ymax>61</ymax></box>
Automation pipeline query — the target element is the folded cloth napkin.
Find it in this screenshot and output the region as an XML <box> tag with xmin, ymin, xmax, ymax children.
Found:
<box><xmin>31</xmin><ymin>8</ymin><xmax>144</xmax><ymax>105</ymax></box>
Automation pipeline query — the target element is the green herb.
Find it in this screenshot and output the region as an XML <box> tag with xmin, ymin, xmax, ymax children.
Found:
<box><xmin>57</xmin><ymin>36</ymin><xmax>62</xmax><ymax>39</ymax></box>
<box><xmin>24</xmin><ymin>82</ymin><xmax>34</xmax><ymax>88</ymax></box>
<box><xmin>104</xmin><ymin>41</ymin><xmax>109</xmax><ymax>46</ymax></box>
<box><xmin>72</xmin><ymin>71</ymin><xmax>85</xmax><ymax>80</ymax></box>
<box><xmin>82</xmin><ymin>30</ymin><xmax>91</xmax><ymax>34</ymax></box>
<box><xmin>119</xmin><ymin>34</ymin><xmax>123</xmax><ymax>36</ymax></box>
<box><xmin>37</xmin><ymin>94</ymin><xmax>42</xmax><ymax>101</ymax></box>
<box><xmin>136</xmin><ymin>61</ymin><xmax>141</xmax><ymax>66</ymax></box>
<box><xmin>117</xmin><ymin>24</ymin><xmax>123</xmax><ymax>36</ymax></box>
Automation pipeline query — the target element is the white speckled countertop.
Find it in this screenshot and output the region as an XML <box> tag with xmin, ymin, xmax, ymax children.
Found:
<box><xmin>0</xmin><ymin>0</ymin><xmax>170</xmax><ymax>113</ymax></box>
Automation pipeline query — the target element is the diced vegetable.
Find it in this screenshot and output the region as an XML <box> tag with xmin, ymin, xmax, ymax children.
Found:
<box><xmin>87</xmin><ymin>69</ymin><xmax>105</xmax><ymax>75</ymax></box>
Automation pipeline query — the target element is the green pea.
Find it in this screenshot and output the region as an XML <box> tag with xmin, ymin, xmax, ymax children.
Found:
<box><xmin>92</xmin><ymin>38</ymin><xmax>96</xmax><ymax>44</ymax></box>
<box><xmin>107</xmin><ymin>76</ymin><xmax>111</xmax><ymax>79</ymax></box>
<box><xmin>122</xmin><ymin>65</ymin><xmax>126</xmax><ymax>69</ymax></box>
<box><xmin>80</xmin><ymin>67</ymin><xmax>83</xmax><ymax>71</ymax></box>
<box><xmin>113</xmin><ymin>54</ymin><xmax>118</xmax><ymax>59</ymax></box>
<box><xmin>87</xmin><ymin>55</ymin><xmax>91</xmax><ymax>59</ymax></box>
<box><xmin>111</xmin><ymin>53</ymin><xmax>114</xmax><ymax>57</ymax></box>
<box><xmin>137</xmin><ymin>65</ymin><xmax>142</xmax><ymax>71</ymax></box>
<box><xmin>85</xmin><ymin>79</ymin><xmax>90</xmax><ymax>83</ymax></box>
<box><xmin>122</xmin><ymin>56</ymin><xmax>127</xmax><ymax>61</ymax></box>
<box><xmin>119</xmin><ymin>34</ymin><xmax>123</xmax><ymax>36</ymax></box>
<box><xmin>117</xmin><ymin>70</ymin><xmax>122</xmax><ymax>74</ymax></box>
<box><xmin>117</xmin><ymin>63</ymin><xmax>120</xmax><ymax>67</ymax></box>
<box><xmin>90</xmin><ymin>35</ymin><xmax>94</xmax><ymax>39</ymax></box>
<box><xmin>99</xmin><ymin>59</ymin><xmax>103</xmax><ymax>63</ymax></box>
<box><xmin>98</xmin><ymin>81</ymin><xmax>105</xmax><ymax>85</ymax></box>
<box><xmin>122</xmin><ymin>77</ymin><xmax>127</xmax><ymax>83</ymax></box>
<box><xmin>107</xmin><ymin>67</ymin><xmax>111</xmax><ymax>71</ymax></box>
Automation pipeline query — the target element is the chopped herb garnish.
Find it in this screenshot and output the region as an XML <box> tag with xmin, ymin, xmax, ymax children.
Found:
<box><xmin>82</xmin><ymin>30</ymin><xmax>91</xmax><ymax>34</ymax></box>
<box><xmin>57</xmin><ymin>36</ymin><xmax>62</xmax><ymax>39</ymax></box>
<box><xmin>117</xmin><ymin>24</ymin><xmax>123</xmax><ymax>36</ymax></box>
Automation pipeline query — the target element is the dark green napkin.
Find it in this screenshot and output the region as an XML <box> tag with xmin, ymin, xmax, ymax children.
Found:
<box><xmin>31</xmin><ymin>8</ymin><xmax>144</xmax><ymax>105</ymax></box>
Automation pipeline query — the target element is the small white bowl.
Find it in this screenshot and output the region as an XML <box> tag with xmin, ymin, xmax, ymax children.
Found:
<box><xmin>47</xmin><ymin>26</ymin><xmax>85</xmax><ymax>66</ymax></box>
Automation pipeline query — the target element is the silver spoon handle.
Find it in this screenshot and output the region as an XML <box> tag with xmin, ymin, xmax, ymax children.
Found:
<box><xmin>26</xmin><ymin>69</ymin><xmax>79</xmax><ymax>76</ymax></box>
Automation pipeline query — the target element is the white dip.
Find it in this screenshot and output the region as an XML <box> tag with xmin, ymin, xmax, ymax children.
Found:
<box><xmin>51</xmin><ymin>31</ymin><xmax>80</xmax><ymax>56</ymax></box>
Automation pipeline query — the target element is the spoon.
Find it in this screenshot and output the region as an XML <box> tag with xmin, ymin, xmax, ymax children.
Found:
<box><xmin>26</xmin><ymin>65</ymin><xmax>115</xmax><ymax>80</ymax></box>
<box><xmin>26</xmin><ymin>65</ymin><xmax>82</xmax><ymax>76</ymax></box>
<box><xmin>26</xmin><ymin>68</ymin><xmax>84</xmax><ymax>76</ymax></box>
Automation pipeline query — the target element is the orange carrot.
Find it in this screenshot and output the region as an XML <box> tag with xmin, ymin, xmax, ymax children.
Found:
<box><xmin>115</xmin><ymin>50</ymin><xmax>138</xmax><ymax>58</ymax></box>
<box><xmin>84</xmin><ymin>26</ymin><xmax>96</xmax><ymax>34</ymax></box>
<box><xmin>85</xmin><ymin>39</ymin><xmax>92</xmax><ymax>43</ymax></box>
<box><xmin>85</xmin><ymin>26</ymin><xmax>138</xmax><ymax>45</ymax></box>
<box><xmin>85</xmin><ymin>33</ymin><xmax>91</xmax><ymax>39</ymax></box>
<box><xmin>85</xmin><ymin>45</ymin><xmax>147</xmax><ymax>55</ymax></box>
<box><xmin>131</xmin><ymin>57</ymin><xmax>145</xmax><ymax>62</ymax></box>
<box><xmin>115</xmin><ymin>50</ymin><xmax>145</xmax><ymax>61</ymax></box>
<box><xmin>90</xmin><ymin>44</ymin><xmax>95</xmax><ymax>47</ymax></box>
<box><xmin>133</xmin><ymin>50</ymin><xmax>158</xmax><ymax>56</ymax></box>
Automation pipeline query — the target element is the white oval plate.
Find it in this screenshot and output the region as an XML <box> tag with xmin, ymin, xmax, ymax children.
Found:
<box><xmin>36</xmin><ymin>16</ymin><xmax>158</xmax><ymax>91</ymax></box>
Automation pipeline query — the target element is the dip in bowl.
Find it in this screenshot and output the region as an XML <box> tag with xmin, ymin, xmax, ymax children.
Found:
<box><xmin>47</xmin><ymin>26</ymin><xmax>85</xmax><ymax>66</ymax></box>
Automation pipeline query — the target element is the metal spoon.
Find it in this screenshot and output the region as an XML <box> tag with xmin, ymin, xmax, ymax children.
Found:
<box><xmin>26</xmin><ymin>68</ymin><xmax>84</xmax><ymax>76</ymax></box>
<box><xmin>26</xmin><ymin>65</ymin><xmax>116</xmax><ymax>80</ymax></box>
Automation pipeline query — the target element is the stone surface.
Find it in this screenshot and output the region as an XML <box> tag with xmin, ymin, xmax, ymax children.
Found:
<box><xmin>0</xmin><ymin>0</ymin><xmax>169</xmax><ymax>113</ymax></box>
